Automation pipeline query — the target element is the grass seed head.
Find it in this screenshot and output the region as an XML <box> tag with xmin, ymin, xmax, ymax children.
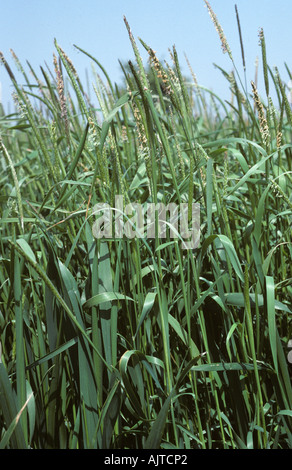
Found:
<box><xmin>251</xmin><ymin>80</ymin><xmax>270</xmax><ymax>146</ymax></box>
<box><xmin>0</xmin><ymin>51</ymin><xmax>16</xmax><ymax>81</ymax></box>
<box><xmin>204</xmin><ymin>0</ymin><xmax>233</xmax><ymax>61</ymax></box>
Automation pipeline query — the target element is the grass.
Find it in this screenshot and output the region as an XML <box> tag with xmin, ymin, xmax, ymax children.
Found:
<box><xmin>0</xmin><ymin>2</ymin><xmax>291</xmax><ymax>449</ymax></box>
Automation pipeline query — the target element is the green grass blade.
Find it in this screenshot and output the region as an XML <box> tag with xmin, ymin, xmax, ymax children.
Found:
<box><xmin>144</xmin><ymin>392</ymin><xmax>174</xmax><ymax>449</ymax></box>
<box><xmin>14</xmin><ymin>252</ymin><xmax>28</xmax><ymax>445</ymax></box>
<box><xmin>265</xmin><ymin>276</ymin><xmax>278</xmax><ymax>373</ymax></box>
<box><xmin>0</xmin><ymin>363</ymin><xmax>26</xmax><ymax>448</ymax></box>
<box><xmin>0</xmin><ymin>390</ymin><xmax>33</xmax><ymax>450</ymax></box>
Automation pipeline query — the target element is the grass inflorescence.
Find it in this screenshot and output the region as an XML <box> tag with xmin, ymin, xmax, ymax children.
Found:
<box><xmin>0</xmin><ymin>2</ymin><xmax>291</xmax><ymax>450</ymax></box>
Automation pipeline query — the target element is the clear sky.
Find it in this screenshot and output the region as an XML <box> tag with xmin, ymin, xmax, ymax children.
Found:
<box><xmin>0</xmin><ymin>0</ymin><xmax>291</xmax><ymax>113</ymax></box>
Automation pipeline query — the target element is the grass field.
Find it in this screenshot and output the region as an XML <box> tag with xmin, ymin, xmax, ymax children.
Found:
<box><xmin>0</xmin><ymin>2</ymin><xmax>291</xmax><ymax>449</ymax></box>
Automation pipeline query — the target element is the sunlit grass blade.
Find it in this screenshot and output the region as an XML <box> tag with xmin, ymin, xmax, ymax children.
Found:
<box><xmin>265</xmin><ymin>276</ymin><xmax>278</xmax><ymax>373</ymax></box>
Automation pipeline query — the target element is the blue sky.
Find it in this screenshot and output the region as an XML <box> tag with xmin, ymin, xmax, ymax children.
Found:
<box><xmin>0</xmin><ymin>0</ymin><xmax>291</xmax><ymax>112</ymax></box>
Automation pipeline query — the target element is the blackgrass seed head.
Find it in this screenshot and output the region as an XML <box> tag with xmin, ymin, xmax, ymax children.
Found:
<box><xmin>204</xmin><ymin>0</ymin><xmax>233</xmax><ymax>61</ymax></box>
<box><xmin>251</xmin><ymin>80</ymin><xmax>270</xmax><ymax>146</ymax></box>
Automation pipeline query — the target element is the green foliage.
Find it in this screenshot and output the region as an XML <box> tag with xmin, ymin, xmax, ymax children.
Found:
<box><xmin>0</xmin><ymin>5</ymin><xmax>291</xmax><ymax>449</ymax></box>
